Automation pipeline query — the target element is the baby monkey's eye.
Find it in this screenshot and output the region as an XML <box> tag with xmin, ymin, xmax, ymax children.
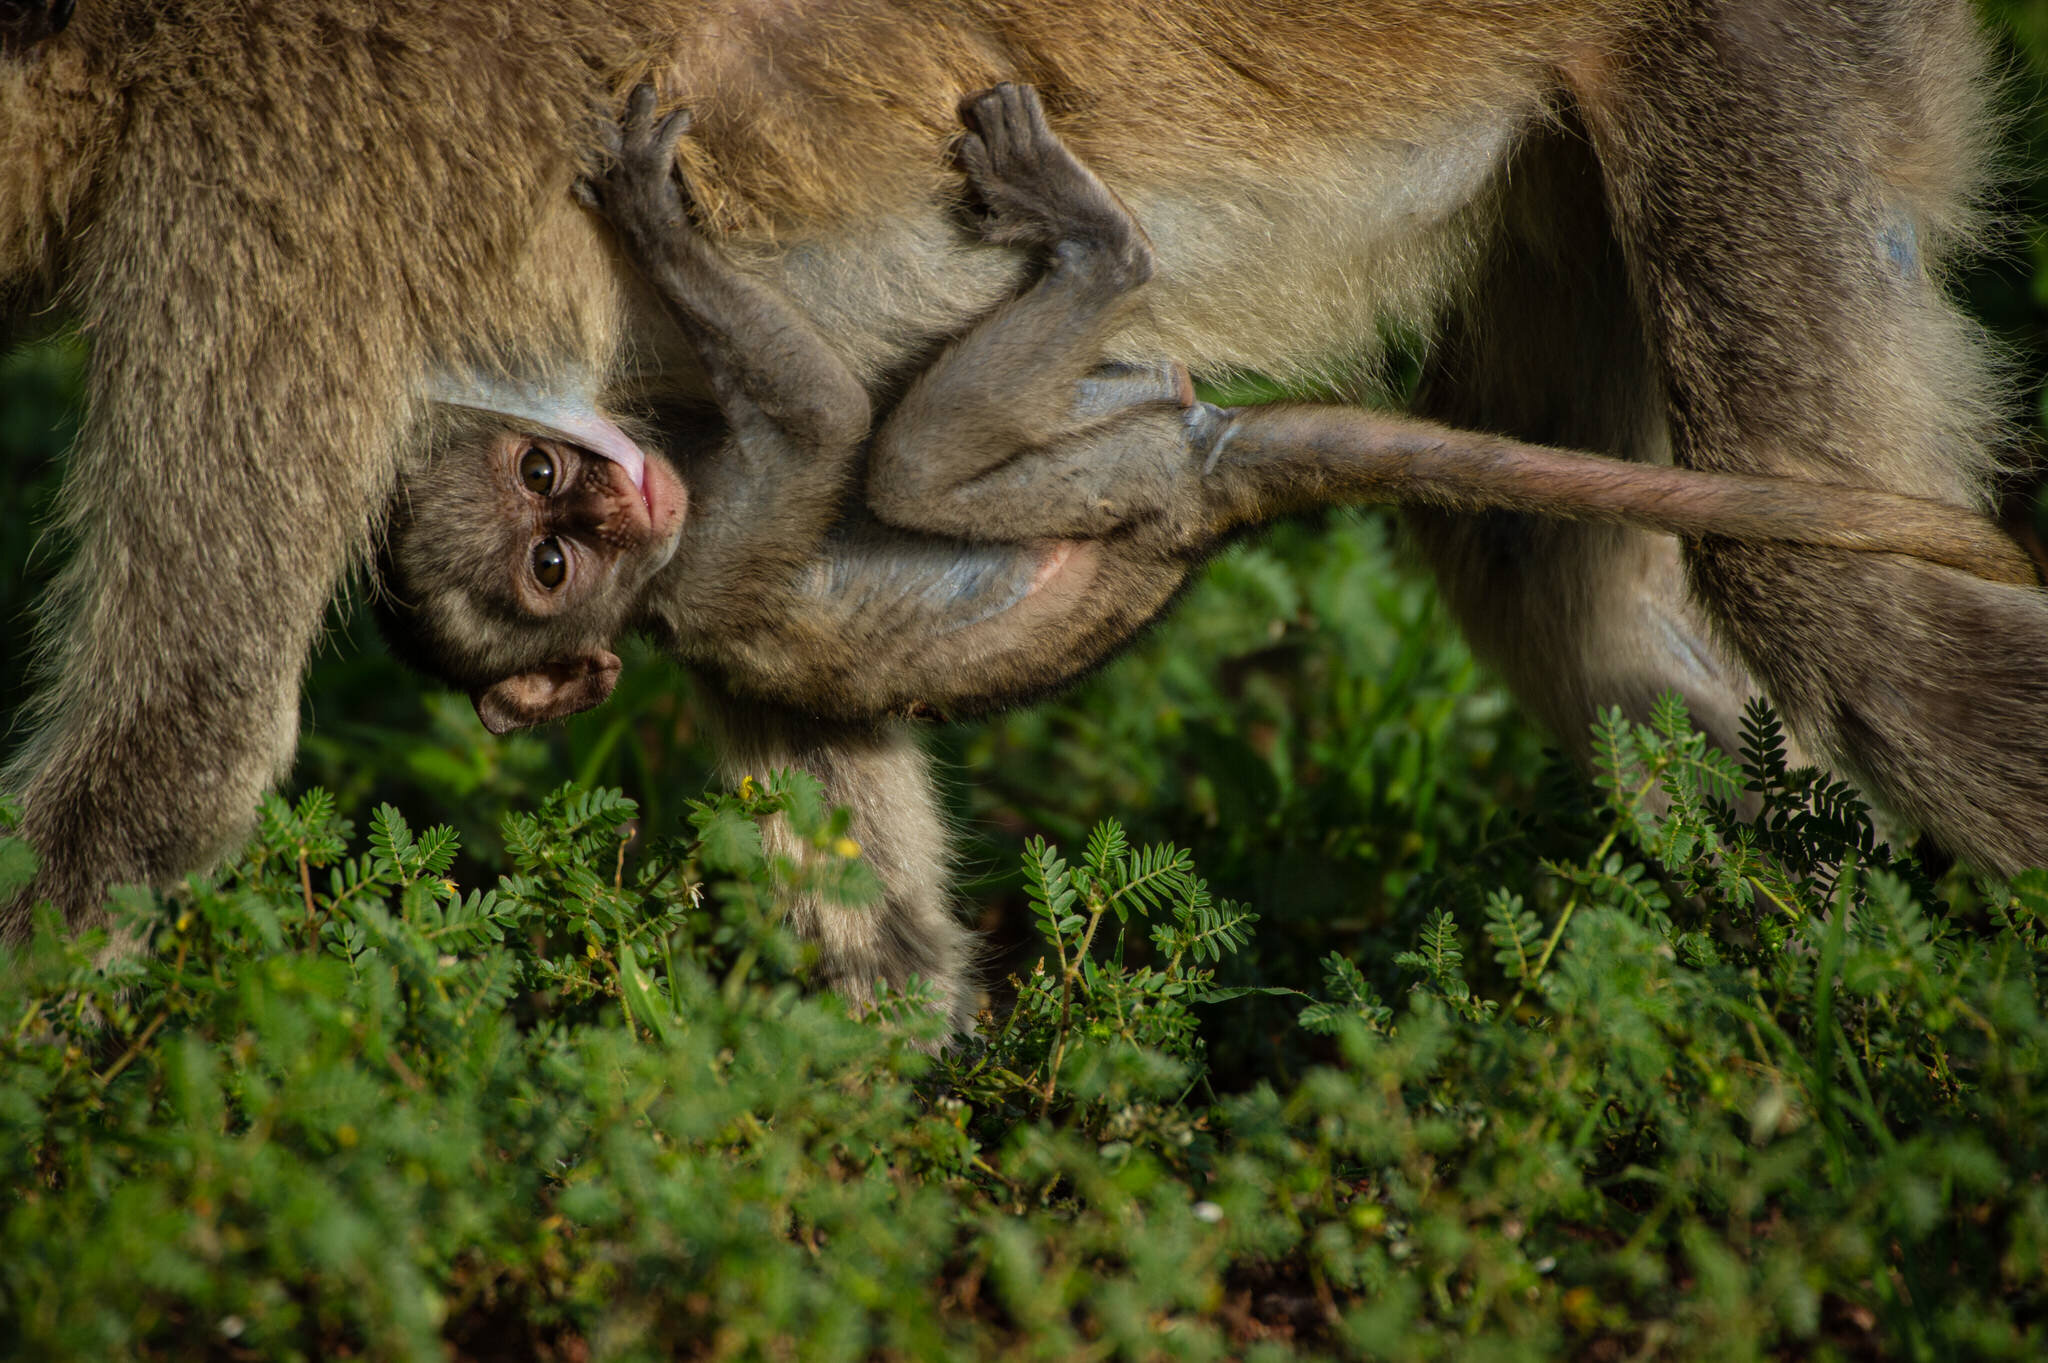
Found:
<box><xmin>518</xmin><ymin>447</ymin><xmax>557</xmax><ymax>495</ymax></box>
<box><xmin>532</xmin><ymin>537</ymin><xmax>567</xmax><ymax>590</ymax></box>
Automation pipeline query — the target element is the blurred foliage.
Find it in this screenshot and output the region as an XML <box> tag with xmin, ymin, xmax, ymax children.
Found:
<box><xmin>6</xmin><ymin>4</ymin><xmax>2048</xmax><ymax>1357</ymax></box>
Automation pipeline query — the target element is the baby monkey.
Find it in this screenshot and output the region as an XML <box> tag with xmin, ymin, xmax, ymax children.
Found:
<box><xmin>384</xmin><ymin>83</ymin><xmax>2030</xmax><ymax>737</ymax></box>
<box><xmin>387</xmin><ymin>82</ymin><xmax>1233</xmax><ymax>733</ymax></box>
<box><xmin>382</xmin><ymin>82</ymin><xmax>1253</xmax><ymax>1029</ymax></box>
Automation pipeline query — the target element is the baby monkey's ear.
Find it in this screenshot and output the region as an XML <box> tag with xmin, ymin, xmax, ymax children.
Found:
<box><xmin>472</xmin><ymin>651</ymin><xmax>623</xmax><ymax>734</ymax></box>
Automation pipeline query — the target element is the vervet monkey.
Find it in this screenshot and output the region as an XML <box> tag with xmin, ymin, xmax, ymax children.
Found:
<box><xmin>3</xmin><ymin>2</ymin><xmax>2043</xmax><ymax>961</ymax></box>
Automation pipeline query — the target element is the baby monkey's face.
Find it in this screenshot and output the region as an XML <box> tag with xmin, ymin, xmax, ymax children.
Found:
<box><xmin>379</xmin><ymin>407</ymin><xmax>687</xmax><ymax>734</ymax></box>
<box><xmin>480</xmin><ymin>428</ymin><xmax>688</xmax><ymax>623</ymax></box>
<box><xmin>381</xmin><ymin>406</ymin><xmax>1193</xmax><ymax>733</ymax></box>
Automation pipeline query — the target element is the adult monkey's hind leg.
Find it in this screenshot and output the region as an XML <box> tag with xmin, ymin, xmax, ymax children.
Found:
<box><xmin>706</xmin><ymin>696</ymin><xmax>978</xmax><ymax>1038</ymax></box>
<box><xmin>1577</xmin><ymin>0</ymin><xmax>2048</xmax><ymax>873</ymax></box>
<box><xmin>1407</xmin><ymin>119</ymin><xmax>1769</xmax><ymax>767</ymax></box>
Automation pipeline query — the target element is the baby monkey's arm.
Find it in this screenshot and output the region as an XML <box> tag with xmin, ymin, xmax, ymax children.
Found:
<box><xmin>579</xmin><ymin>86</ymin><xmax>876</xmax><ymax>633</ymax></box>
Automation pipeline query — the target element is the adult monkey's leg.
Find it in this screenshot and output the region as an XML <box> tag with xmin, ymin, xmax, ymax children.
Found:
<box><xmin>1575</xmin><ymin>0</ymin><xmax>2048</xmax><ymax>872</ymax></box>
<box><xmin>705</xmin><ymin>693</ymin><xmax>978</xmax><ymax>1035</ymax></box>
<box><xmin>1360</xmin><ymin>118</ymin><xmax>1763</xmax><ymax>765</ymax></box>
<box><xmin>1</xmin><ymin>9</ymin><xmax>637</xmax><ymax>940</ymax></box>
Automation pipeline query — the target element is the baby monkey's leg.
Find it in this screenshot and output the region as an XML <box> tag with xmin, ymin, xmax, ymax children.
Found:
<box><xmin>867</xmin><ymin>83</ymin><xmax>1209</xmax><ymax>543</ymax></box>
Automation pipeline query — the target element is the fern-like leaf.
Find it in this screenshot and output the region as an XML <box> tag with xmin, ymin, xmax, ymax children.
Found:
<box><xmin>1299</xmin><ymin>952</ymin><xmax>1392</xmax><ymax>1035</ymax></box>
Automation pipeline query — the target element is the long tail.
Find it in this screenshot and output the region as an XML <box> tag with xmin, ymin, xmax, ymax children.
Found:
<box><xmin>1196</xmin><ymin>404</ymin><xmax>2034</xmax><ymax>587</ymax></box>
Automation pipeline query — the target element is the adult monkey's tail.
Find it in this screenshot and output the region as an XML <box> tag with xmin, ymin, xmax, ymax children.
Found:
<box><xmin>1574</xmin><ymin>0</ymin><xmax>2048</xmax><ymax>873</ymax></box>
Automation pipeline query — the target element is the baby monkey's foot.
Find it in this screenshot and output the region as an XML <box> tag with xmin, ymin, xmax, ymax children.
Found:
<box><xmin>577</xmin><ymin>84</ymin><xmax>699</xmax><ymax>250</ymax></box>
<box><xmin>957</xmin><ymin>82</ymin><xmax>1153</xmax><ymax>283</ymax></box>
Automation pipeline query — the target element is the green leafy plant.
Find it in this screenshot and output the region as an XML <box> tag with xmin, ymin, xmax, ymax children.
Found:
<box><xmin>11</xmin><ymin>6</ymin><xmax>2048</xmax><ymax>1342</ymax></box>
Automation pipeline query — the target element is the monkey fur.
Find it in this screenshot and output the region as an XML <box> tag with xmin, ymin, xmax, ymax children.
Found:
<box><xmin>390</xmin><ymin>82</ymin><xmax>1200</xmax><ymax>1026</ymax></box>
<box><xmin>0</xmin><ymin>2</ymin><xmax>71</xmax><ymax>56</ymax></box>
<box><xmin>5</xmin><ymin>4</ymin><xmax>2046</xmax><ymax>1013</ymax></box>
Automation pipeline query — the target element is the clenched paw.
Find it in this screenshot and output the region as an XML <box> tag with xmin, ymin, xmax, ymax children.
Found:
<box><xmin>576</xmin><ymin>83</ymin><xmax>699</xmax><ymax>246</ymax></box>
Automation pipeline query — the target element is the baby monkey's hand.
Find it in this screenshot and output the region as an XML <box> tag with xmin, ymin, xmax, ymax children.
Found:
<box><xmin>576</xmin><ymin>84</ymin><xmax>700</xmax><ymax>253</ymax></box>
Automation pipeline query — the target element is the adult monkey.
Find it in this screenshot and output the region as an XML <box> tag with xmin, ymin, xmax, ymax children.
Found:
<box><xmin>2</xmin><ymin>1</ymin><xmax>2045</xmax><ymax>954</ymax></box>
